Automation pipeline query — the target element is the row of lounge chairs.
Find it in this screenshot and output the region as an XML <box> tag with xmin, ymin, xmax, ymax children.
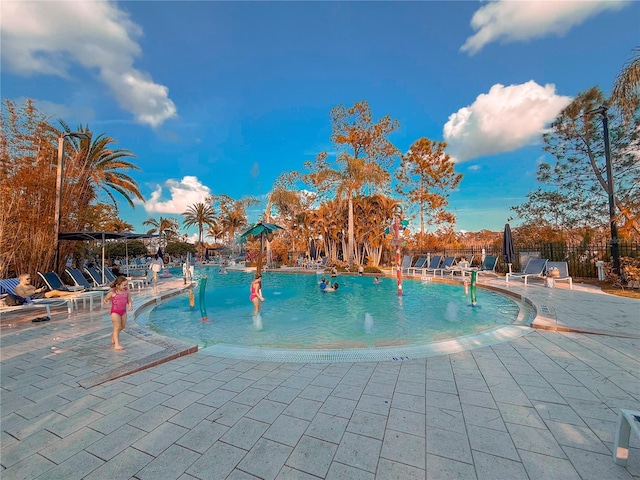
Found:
<box><xmin>506</xmin><ymin>259</ymin><xmax>572</xmax><ymax>288</ymax></box>
<box><xmin>401</xmin><ymin>255</ymin><xmax>498</xmax><ymax>278</ymax></box>
<box><xmin>399</xmin><ymin>255</ymin><xmax>572</xmax><ymax>288</ymax></box>
<box><xmin>1</xmin><ymin>265</ymin><xmax>154</xmax><ymax>320</ymax></box>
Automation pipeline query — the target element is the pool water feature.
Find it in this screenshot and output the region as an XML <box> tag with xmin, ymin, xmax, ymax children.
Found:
<box><xmin>140</xmin><ymin>269</ymin><xmax>524</xmax><ymax>354</ymax></box>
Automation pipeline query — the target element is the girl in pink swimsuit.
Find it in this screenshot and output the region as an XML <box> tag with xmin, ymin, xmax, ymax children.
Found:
<box><xmin>249</xmin><ymin>273</ymin><xmax>265</xmax><ymax>315</ymax></box>
<box><xmin>103</xmin><ymin>276</ymin><xmax>132</xmax><ymax>350</ymax></box>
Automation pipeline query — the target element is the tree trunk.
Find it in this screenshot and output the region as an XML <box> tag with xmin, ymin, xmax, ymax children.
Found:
<box><xmin>348</xmin><ymin>194</ymin><xmax>354</xmax><ymax>266</ymax></box>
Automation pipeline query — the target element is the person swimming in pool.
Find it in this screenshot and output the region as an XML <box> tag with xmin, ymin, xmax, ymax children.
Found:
<box><xmin>249</xmin><ymin>273</ymin><xmax>265</xmax><ymax>315</ymax></box>
<box><xmin>319</xmin><ymin>277</ymin><xmax>327</xmax><ymax>291</ymax></box>
<box><xmin>323</xmin><ymin>282</ymin><xmax>339</xmax><ymax>292</ymax></box>
<box><xmin>374</xmin><ymin>276</ymin><xmax>381</xmax><ymax>284</ymax></box>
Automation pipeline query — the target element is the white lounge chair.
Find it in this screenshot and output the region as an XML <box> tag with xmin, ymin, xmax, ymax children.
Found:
<box><xmin>545</xmin><ymin>261</ymin><xmax>573</xmax><ymax>289</ymax></box>
<box><xmin>505</xmin><ymin>258</ymin><xmax>548</xmax><ymax>285</ymax></box>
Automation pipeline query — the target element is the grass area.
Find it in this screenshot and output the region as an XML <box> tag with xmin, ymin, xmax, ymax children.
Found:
<box><xmin>577</xmin><ymin>278</ymin><xmax>640</xmax><ymax>299</ymax></box>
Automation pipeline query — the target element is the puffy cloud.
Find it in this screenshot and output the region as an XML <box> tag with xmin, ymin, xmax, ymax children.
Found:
<box><xmin>143</xmin><ymin>176</ymin><xmax>211</xmax><ymax>214</ymax></box>
<box><xmin>443</xmin><ymin>81</ymin><xmax>572</xmax><ymax>162</ymax></box>
<box><xmin>1</xmin><ymin>0</ymin><xmax>176</xmax><ymax>127</ymax></box>
<box><xmin>461</xmin><ymin>0</ymin><xmax>629</xmax><ymax>55</ymax></box>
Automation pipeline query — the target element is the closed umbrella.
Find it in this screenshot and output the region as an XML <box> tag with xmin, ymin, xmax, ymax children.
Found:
<box><xmin>310</xmin><ymin>239</ymin><xmax>317</xmax><ymax>261</ymax></box>
<box><xmin>502</xmin><ymin>223</ymin><xmax>515</xmax><ymax>274</ymax></box>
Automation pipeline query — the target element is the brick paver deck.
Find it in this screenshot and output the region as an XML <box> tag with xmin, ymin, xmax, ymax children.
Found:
<box><xmin>1</xmin><ymin>274</ymin><xmax>639</xmax><ymax>479</ymax></box>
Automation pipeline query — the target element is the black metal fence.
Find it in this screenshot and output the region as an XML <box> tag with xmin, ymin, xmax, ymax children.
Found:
<box><xmin>409</xmin><ymin>241</ymin><xmax>639</xmax><ymax>278</ymax></box>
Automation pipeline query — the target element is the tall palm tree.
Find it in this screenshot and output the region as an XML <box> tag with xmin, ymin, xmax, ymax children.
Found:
<box><xmin>143</xmin><ymin>216</ymin><xmax>180</xmax><ymax>246</ymax></box>
<box><xmin>59</xmin><ymin>122</ymin><xmax>144</xmax><ymax>210</ymax></box>
<box><xmin>612</xmin><ymin>47</ymin><xmax>640</xmax><ymax>121</ymax></box>
<box><xmin>182</xmin><ymin>202</ymin><xmax>217</xmax><ymax>257</ymax></box>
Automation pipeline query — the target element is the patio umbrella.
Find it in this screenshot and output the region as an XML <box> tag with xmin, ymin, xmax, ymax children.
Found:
<box><xmin>310</xmin><ymin>239</ymin><xmax>317</xmax><ymax>261</ymax></box>
<box><xmin>58</xmin><ymin>231</ymin><xmax>159</xmax><ymax>282</ymax></box>
<box><xmin>239</xmin><ymin>222</ymin><xmax>284</xmax><ymax>275</ymax></box>
<box><xmin>502</xmin><ymin>223</ymin><xmax>515</xmax><ymax>274</ymax></box>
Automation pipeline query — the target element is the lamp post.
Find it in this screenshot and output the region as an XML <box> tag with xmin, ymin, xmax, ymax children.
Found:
<box><xmin>586</xmin><ymin>105</ymin><xmax>619</xmax><ymax>275</ymax></box>
<box><xmin>53</xmin><ymin>132</ymin><xmax>90</xmax><ymax>271</ymax></box>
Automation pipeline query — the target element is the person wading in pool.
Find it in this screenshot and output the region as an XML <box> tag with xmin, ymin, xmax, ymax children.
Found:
<box><xmin>250</xmin><ymin>273</ymin><xmax>265</xmax><ymax>315</ymax></box>
<box><xmin>323</xmin><ymin>282</ymin><xmax>339</xmax><ymax>292</ymax></box>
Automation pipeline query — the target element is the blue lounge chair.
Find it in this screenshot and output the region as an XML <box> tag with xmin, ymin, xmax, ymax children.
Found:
<box><xmin>505</xmin><ymin>258</ymin><xmax>548</xmax><ymax>285</ymax></box>
<box><xmin>405</xmin><ymin>257</ymin><xmax>426</xmax><ymax>275</ymax></box>
<box><xmin>66</xmin><ymin>268</ymin><xmax>109</xmax><ymax>291</ymax></box>
<box><xmin>38</xmin><ymin>271</ymin><xmax>104</xmax><ymax>310</ymax></box>
<box><xmin>410</xmin><ymin>255</ymin><xmax>442</xmax><ymax>277</ymax></box>
<box><xmin>433</xmin><ymin>256</ymin><xmax>456</xmax><ymax>276</ymax></box>
<box><xmin>476</xmin><ymin>255</ymin><xmax>499</xmax><ymax>276</ymax></box>
<box><xmin>86</xmin><ymin>266</ymin><xmax>146</xmax><ymax>290</ymax></box>
<box><xmin>444</xmin><ymin>255</ymin><xmax>475</xmax><ymax>277</ymax></box>
<box><xmin>84</xmin><ymin>266</ymin><xmax>110</xmax><ymax>287</ymax></box>
<box><xmin>0</xmin><ymin>277</ymin><xmax>71</xmax><ymax>318</ymax></box>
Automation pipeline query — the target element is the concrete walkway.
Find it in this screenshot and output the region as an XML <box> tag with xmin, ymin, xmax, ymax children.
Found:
<box><xmin>1</xmin><ymin>275</ymin><xmax>639</xmax><ymax>479</ymax></box>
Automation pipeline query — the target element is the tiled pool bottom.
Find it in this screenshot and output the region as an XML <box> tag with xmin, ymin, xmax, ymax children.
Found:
<box><xmin>198</xmin><ymin>324</ymin><xmax>534</xmax><ymax>363</ymax></box>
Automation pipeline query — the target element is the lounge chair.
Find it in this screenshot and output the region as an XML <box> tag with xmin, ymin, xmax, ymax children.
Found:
<box><xmin>0</xmin><ymin>277</ymin><xmax>71</xmax><ymax>318</ymax></box>
<box><xmin>444</xmin><ymin>255</ymin><xmax>475</xmax><ymax>277</ymax></box>
<box><xmin>405</xmin><ymin>257</ymin><xmax>426</xmax><ymax>275</ymax></box>
<box><xmin>84</xmin><ymin>266</ymin><xmax>110</xmax><ymax>287</ymax></box>
<box><xmin>505</xmin><ymin>258</ymin><xmax>548</xmax><ymax>285</ymax></box>
<box><xmin>545</xmin><ymin>261</ymin><xmax>573</xmax><ymax>289</ymax></box>
<box><xmin>86</xmin><ymin>266</ymin><xmax>146</xmax><ymax>290</ymax></box>
<box><xmin>38</xmin><ymin>271</ymin><xmax>105</xmax><ymax>310</ymax></box>
<box><xmin>410</xmin><ymin>255</ymin><xmax>442</xmax><ymax>277</ymax></box>
<box><xmin>476</xmin><ymin>255</ymin><xmax>499</xmax><ymax>276</ymax></box>
<box><xmin>397</xmin><ymin>255</ymin><xmax>414</xmax><ymax>274</ymax></box>
<box><xmin>433</xmin><ymin>256</ymin><xmax>456</xmax><ymax>276</ymax></box>
<box><xmin>65</xmin><ymin>268</ymin><xmax>110</xmax><ymax>291</ymax></box>
<box><xmin>313</xmin><ymin>257</ymin><xmax>328</xmax><ymax>270</ymax></box>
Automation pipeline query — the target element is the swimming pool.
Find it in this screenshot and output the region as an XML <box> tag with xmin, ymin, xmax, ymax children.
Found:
<box><xmin>138</xmin><ymin>269</ymin><xmax>526</xmax><ymax>358</ymax></box>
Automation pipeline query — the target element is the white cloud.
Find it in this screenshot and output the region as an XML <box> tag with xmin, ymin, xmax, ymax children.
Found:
<box><xmin>1</xmin><ymin>0</ymin><xmax>177</xmax><ymax>127</ymax></box>
<box><xmin>461</xmin><ymin>0</ymin><xmax>630</xmax><ymax>55</ymax></box>
<box><xmin>443</xmin><ymin>81</ymin><xmax>572</xmax><ymax>162</ymax></box>
<box><xmin>143</xmin><ymin>176</ymin><xmax>211</xmax><ymax>214</ymax></box>
<box><xmin>467</xmin><ymin>165</ymin><xmax>481</xmax><ymax>171</ymax></box>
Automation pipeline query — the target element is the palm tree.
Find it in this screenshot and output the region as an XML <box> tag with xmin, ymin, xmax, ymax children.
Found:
<box><xmin>58</xmin><ymin>122</ymin><xmax>144</xmax><ymax>210</ymax></box>
<box><xmin>219</xmin><ymin>208</ymin><xmax>247</xmax><ymax>247</ymax></box>
<box><xmin>105</xmin><ymin>218</ymin><xmax>134</xmax><ymax>233</ymax></box>
<box><xmin>182</xmin><ymin>202</ymin><xmax>217</xmax><ymax>257</ymax></box>
<box><xmin>143</xmin><ymin>216</ymin><xmax>180</xmax><ymax>246</ymax></box>
<box><xmin>611</xmin><ymin>47</ymin><xmax>640</xmax><ymax>121</ymax></box>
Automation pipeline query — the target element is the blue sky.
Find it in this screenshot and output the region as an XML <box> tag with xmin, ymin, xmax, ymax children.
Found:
<box><xmin>2</xmin><ymin>0</ymin><xmax>638</xmax><ymax>240</ymax></box>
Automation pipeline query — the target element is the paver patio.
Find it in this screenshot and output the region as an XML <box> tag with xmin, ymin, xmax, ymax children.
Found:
<box><xmin>1</xmin><ymin>274</ymin><xmax>639</xmax><ymax>479</ymax></box>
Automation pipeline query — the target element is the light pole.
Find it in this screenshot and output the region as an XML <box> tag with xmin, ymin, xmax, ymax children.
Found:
<box><xmin>586</xmin><ymin>105</ymin><xmax>619</xmax><ymax>275</ymax></box>
<box><xmin>54</xmin><ymin>132</ymin><xmax>90</xmax><ymax>271</ymax></box>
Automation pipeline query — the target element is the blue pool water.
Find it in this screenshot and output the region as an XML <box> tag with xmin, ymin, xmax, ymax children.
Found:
<box><xmin>140</xmin><ymin>268</ymin><xmax>521</xmax><ymax>350</ymax></box>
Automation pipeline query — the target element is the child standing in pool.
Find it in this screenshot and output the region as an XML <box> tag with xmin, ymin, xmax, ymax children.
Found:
<box><xmin>103</xmin><ymin>276</ymin><xmax>132</xmax><ymax>350</ymax></box>
<box><xmin>250</xmin><ymin>273</ymin><xmax>265</xmax><ymax>315</ymax></box>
